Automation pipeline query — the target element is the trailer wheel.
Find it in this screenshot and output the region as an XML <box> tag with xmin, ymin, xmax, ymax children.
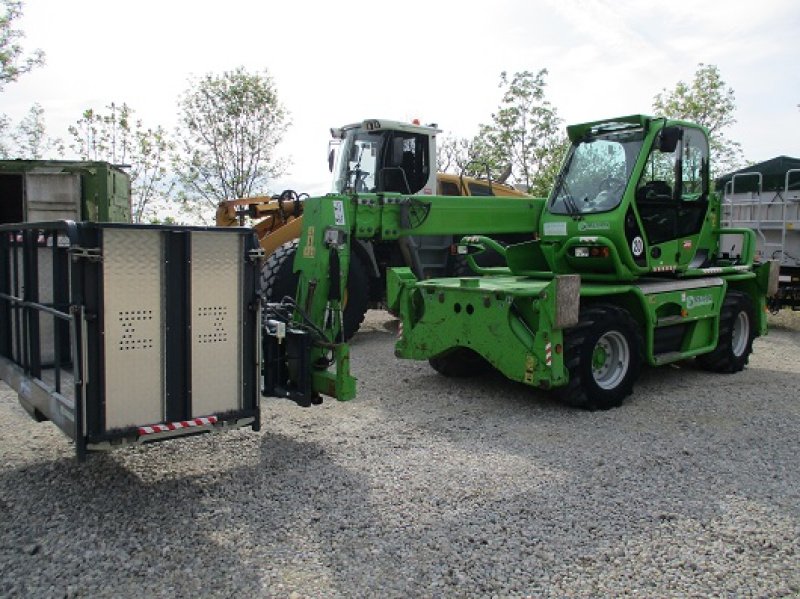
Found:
<box><xmin>697</xmin><ymin>291</ymin><xmax>755</xmax><ymax>373</ymax></box>
<box><xmin>261</xmin><ymin>240</ymin><xmax>370</xmax><ymax>340</ymax></box>
<box><xmin>559</xmin><ymin>305</ymin><xmax>642</xmax><ymax>410</ymax></box>
<box><xmin>429</xmin><ymin>348</ymin><xmax>492</xmax><ymax>378</ymax></box>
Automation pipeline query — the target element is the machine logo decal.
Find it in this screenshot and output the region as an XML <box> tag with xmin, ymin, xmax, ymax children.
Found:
<box><xmin>631</xmin><ymin>236</ymin><xmax>644</xmax><ymax>257</ymax></box>
<box><xmin>686</xmin><ymin>294</ymin><xmax>714</xmax><ymax>309</ymax></box>
<box><xmin>578</xmin><ymin>221</ymin><xmax>610</xmax><ymax>232</ymax></box>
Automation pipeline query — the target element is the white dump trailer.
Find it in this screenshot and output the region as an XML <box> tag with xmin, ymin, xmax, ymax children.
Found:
<box><xmin>719</xmin><ymin>156</ymin><xmax>800</xmax><ymax>311</ymax></box>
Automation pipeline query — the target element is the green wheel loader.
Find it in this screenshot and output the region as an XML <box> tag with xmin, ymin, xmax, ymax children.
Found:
<box><xmin>263</xmin><ymin>114</ymin><xmax>776</xmax><ymax>409</ymax></box>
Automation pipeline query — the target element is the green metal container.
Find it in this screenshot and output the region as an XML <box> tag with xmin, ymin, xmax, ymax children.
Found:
<box><xmin>0</xmin><ymin>160</ymin><xmax>131</xmax><ymax>224</ymax></box>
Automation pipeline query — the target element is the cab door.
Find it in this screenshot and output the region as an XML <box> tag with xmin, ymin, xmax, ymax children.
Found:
<box><xmin>634</xmin><ymin>125</ymin><xmax>710</xmax><ymax>271</ymax></box>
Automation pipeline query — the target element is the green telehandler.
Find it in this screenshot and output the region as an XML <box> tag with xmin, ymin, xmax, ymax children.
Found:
<box><xmin>263</xmin><ymin>114</ymin><xmax>777</xmax><ymax>410</ymax></box>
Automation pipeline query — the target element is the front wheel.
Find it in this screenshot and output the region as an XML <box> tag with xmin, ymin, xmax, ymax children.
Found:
<box><xmin>559</xmin><ymin>305</ymin><xmax>643</xmax><ymax>410</ymax></box>
<box><xmin>696</xmin><ymin>291</ymin><xmax>755</xmax><ymax>373</ymax></box>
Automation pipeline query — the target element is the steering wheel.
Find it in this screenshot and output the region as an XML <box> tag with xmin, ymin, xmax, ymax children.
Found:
<box><xmin>356</xmin><ymin>171</ymin><xmax>371</xmax><ymax>192</ymax></box>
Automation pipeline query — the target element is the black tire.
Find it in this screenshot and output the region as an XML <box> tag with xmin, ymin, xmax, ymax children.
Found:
<box><xmin>261</xmin><ymin>240</ymin><xmax>299</xmax><ymax>306</ymax></box>
<box><xmin>429</xmin><ymin>348</ymin><xmax>492</xmax><ymax>378</ymax></box>
<box><xmin>696</xmin><ymin>291</ymin><xmax>755</xmax><ymax>373</ymax></box>
<box><xmin>341</xmin><ymin>251</ymin><xmax>370</xmax><ymax>340</ymax></box>
<box><xmin>261</xmin><ymin>240</ymin><xmax>370</xmax><ymax>341</ymax></box>
<box><xmin>559</xmin><ymin>305</ymin><xmax>643</xmax><ymax>410</ymax></box>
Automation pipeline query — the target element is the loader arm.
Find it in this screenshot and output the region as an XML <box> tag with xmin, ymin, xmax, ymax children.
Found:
<box><xmin>263</xmin><ymin>193</ymin><xmax>544</xmax><ymax>404</ymax></box>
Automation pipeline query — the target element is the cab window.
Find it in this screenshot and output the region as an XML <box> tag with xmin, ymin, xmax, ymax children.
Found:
<box><xmin>438</xmin><ymin>180</ymin><xmax>461</xmax><ymax>195</ymax></box>
<box><xmin>467</xmin><ymin>182</ymin><xmax>494</xmax><ymax>196</ymax></box>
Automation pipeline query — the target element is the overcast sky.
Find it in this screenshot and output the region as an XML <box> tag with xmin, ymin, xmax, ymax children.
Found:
<box><xmin>3</xmin><ymin>0</ymin><xmax>799</xmax><ymax>196</ymax></box>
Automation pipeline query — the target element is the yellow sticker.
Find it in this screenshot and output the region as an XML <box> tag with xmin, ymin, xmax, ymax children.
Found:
<box><xmin>303</xmin><ymin>226</ymin><xmax>316</xmax><ymax>258</ymax></box>
<box><xmin>524</xmin><ymin>354</ymin><xmax>536</xmax><ymax>383</ymax></box>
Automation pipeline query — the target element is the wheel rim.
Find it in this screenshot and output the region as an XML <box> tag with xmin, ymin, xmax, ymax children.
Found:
<box><xmin>731</xmin><ymin>310</ymin><xmax>750</xmax><ymax>357</ymax></box>
<box><xmin>591</xmin><ymin>331</ymin><xmax>630</xmax><ymax>390</ymax></box>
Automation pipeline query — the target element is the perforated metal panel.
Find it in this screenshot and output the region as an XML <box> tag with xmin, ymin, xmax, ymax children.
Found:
<box><xmin>102</xmin><ymin>229</ymin><xmax>164</xmax><ymax>429</ymax></box>
<box><xmin>190</xmin><ymin>232</ymin><xmax>242</xmax><ymax>416</ymax></box>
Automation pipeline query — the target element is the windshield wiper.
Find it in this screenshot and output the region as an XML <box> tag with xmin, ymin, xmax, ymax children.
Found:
<box><xmin>562</xmin><ymin>193</ymin><xmax>581</xmax><ymax>220</ymax></box>
<box><xmin>555</xmin><ymin>176</ymin><xmax>581</xmax><ymax>220</ymax></box>
<box><xmin>563</xmin><ymin>194</ymin><xmax>577</xmax><ymax>215</ymax></box>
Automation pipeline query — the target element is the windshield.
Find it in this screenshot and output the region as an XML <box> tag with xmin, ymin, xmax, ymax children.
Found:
<box><xmin>333</xmin><ymin>129</ymin><xmax>382</xmax><ymax>193</ymax></box>
<box><xmin>549</xmin><ymin>129</ymin><xmax>644</xmax><ymax>215</ymax></box>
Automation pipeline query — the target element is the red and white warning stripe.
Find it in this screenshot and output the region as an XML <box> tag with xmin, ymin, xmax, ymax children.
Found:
<box><xmin>545</xmin><ymin>342</ymin><xmax>552</xmax><ymax>367</ymax></box>
<box><xmin>138</xmin><ymin>416</ymin><xmax>218</xmax><ymax>436</ymax></box>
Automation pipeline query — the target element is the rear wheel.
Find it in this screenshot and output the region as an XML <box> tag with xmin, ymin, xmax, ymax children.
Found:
<box><xmin>559</xmin><ymin>305</ymin><xmax>642</xmax><ymax>410</ymax></box>
<box><xmin>697</xmin><ymin>291</ymin><xmax>755</xmax><ymax>373</ymax></box>
<box><xmin>429</xmin><ymin>348</ymin><xmax>492</xmax><ymax>378</ymax></box>
<box><xmin>261</xmin><ymin>240</ymin><xmax>370</xmax><ymax>340</ymax></box>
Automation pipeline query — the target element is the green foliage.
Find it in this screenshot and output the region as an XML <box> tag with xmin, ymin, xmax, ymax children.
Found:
<box><xmin>652</xmin><ymin>63</ymin><xmax>745</xmax><ymax>176</ymax></box>
<box><xmin>0</xmin><ymin>0</ymin><xmax>44</xmax><ymax>91</ymax></box>
<box><xmin>471</xmin><ymin>70</ymin><xmax>568</xmax><ymax>196</ymax></box>
<box><xmin>69</xmin><ymin>103</ymin><xmax>174</xmax><ymax>223</ymax></box>
<box><xmin>173</xmin><ymin>66</ymin><xmax>290</xmax><ymax>218</ymax></box>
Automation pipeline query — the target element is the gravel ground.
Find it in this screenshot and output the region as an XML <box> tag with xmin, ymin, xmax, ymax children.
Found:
<box><xmin>1</xmin><ymin>310</ymin><xmax>799</xmax><ymax>598</ymax></box>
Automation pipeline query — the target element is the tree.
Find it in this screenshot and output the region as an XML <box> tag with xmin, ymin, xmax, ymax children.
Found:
<box><xmin>10</xmin><ymin>103</ymin><xmax>63</xmax><ymax>158</ymax></box>
<box><xmin>0</xmin><ymin>0</ymin><xmax>44</xmax><ymax>91</ymax></box>
<box><xmin>0</xmin><ymin>103</ymin><xmax>63</xmax><ymax>159</ymax></box>
<box><xmin>173</xmin><ymin>67</ymin><xmax>290</xmax><ymax>220</ymax></box>
<box><xmin>470</xmin><ymin>70</ymin><xmax>568</xmax><ymax>196</ymax></box>
<box><xmin>0</xmin><ymin>1</ymin><xmax>47</xmax><ymax>157</ymax></box>
<box><xmin>652</xmin><ymin>63</ymin><xmax>745</xmax><ymax>176</ymax></box>
<box><xmin>69</xmin><ymin>103</ymin><xmax>174</xmax><ymax>223</ymax></box>
<box><xmin>436</xmin><ymin>133</ymin><xmax>474</xmax><ymax>174</ymax></box>
<box><xmin>0</xmin><ymin>114</ymin><xmax>10</xmax><ymax>156</ymax></box>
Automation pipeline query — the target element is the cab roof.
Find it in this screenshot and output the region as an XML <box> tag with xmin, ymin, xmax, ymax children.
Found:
<box><xmin>332</xmin><ymin>119</ymin><xmax>442</xmax><ymax>138</ymax></box>
<box><xmin>566</xmin><ymin>115</ymin><xmax>652</xmax><ymax>142</ymax></box>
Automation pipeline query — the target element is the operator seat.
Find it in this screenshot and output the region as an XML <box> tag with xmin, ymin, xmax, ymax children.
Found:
<box><xmin>378</xmin><ymin>150</ymin><xmax>412</xmax><ymax>194</ymax></box>
<box><xmin>637</xmin><ymin>180</ymin><xmax>672</xmax><ymax>202</ymax></box>
<box><xmin>636</xmin><ymin>180</ymin><xmax>677</xmax><ymax>244</ymax></box>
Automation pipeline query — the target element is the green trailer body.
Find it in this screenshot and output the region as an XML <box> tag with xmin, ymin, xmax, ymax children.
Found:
<box><xmin>0</xmin><ymin>160</ymin><xmax>130</xmax><ymax>224</ymax></box>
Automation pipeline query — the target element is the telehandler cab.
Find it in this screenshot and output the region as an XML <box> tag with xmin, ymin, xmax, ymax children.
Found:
<box><xmin>265</xmin><ymin>114</ymin><xmax>776</xmax><ymax>409</ymax></box>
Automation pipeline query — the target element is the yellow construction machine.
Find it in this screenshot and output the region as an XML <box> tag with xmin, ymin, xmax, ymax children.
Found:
<box><xmin>216</xmin><ymin>119</ymin><xmax>531</xmax><ymax>337</ymax></box>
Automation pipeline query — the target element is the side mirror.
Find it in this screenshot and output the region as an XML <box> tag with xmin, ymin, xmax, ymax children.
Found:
<box><xmin>328</xmin><ymin>148</ymin><xmax>335</xmax><ymax>173</ymax></box>
<box><xmin>658</xmin><ymin>126</ymin><xmax>683</xmax><ymax>153</ymax></box>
